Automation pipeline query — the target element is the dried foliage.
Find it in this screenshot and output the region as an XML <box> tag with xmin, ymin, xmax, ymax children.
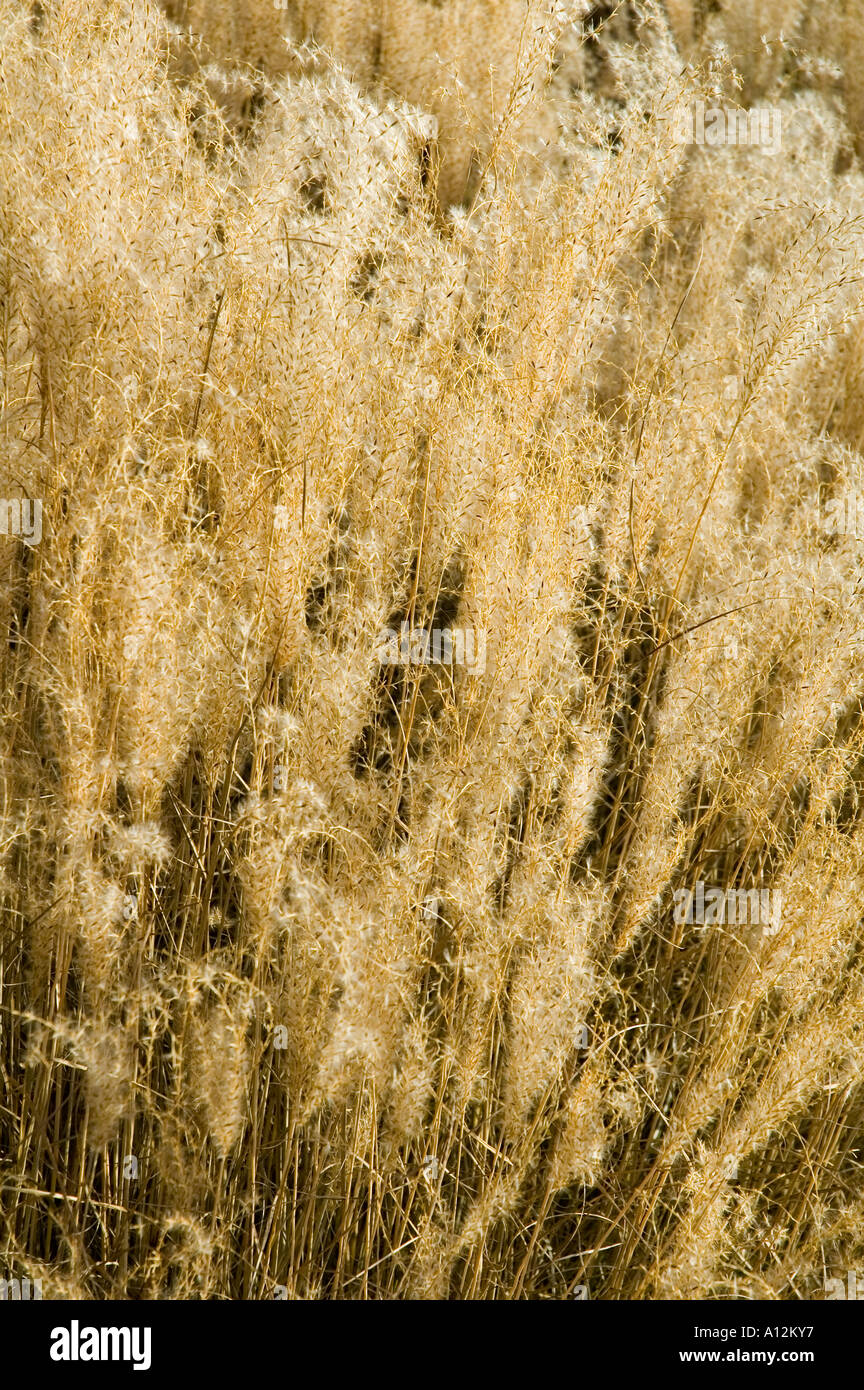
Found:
<box><xmin>3</xmin><ymin>0</ymin><xmax>864</xmax><ymax>1300</ymax></box>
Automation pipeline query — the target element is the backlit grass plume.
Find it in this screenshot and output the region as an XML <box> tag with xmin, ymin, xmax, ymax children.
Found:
<box><xmin>3</xmin><ymin>0</ymin><xmax>864</xmax><ymax>1300</ymax></box>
